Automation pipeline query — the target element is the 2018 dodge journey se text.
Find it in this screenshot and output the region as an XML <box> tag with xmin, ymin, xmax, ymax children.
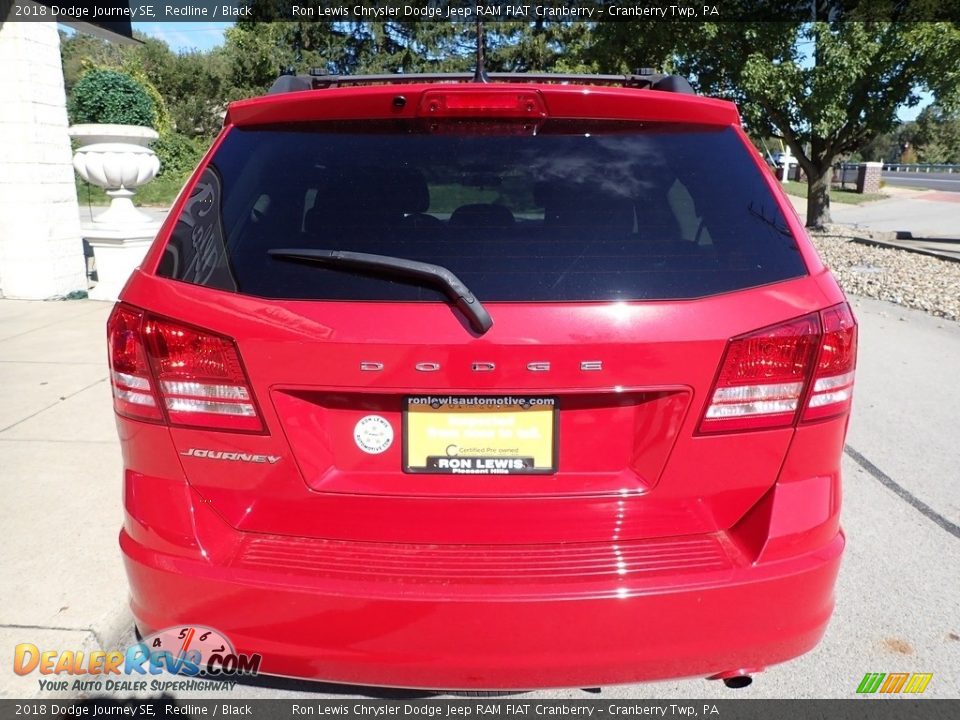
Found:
<box><xmin>109</xmin><ymin>71</ymin><xmax>857</xmax><ymax>690</ymax></box>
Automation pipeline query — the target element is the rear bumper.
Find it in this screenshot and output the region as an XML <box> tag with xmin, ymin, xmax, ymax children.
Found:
<box><xmin>121</xmin><ymin>521</ymin><xmax>842</xmax><ymax>690</ymax></box>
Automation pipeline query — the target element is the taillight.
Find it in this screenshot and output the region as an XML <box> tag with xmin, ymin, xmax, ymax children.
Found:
<box><xmin>698</xmin><ymin>303</ymin><xmax>857</xmax><ymax>434</ymax></box>
<box><xmin>106</xmin><ymin>304</ymin><xmax>263</xmax><ymax>432</ymax></box>
<box><xmin>802</xmin><ymin>303</ymin><xmax>857</xmax><ymax>422</ymax></box>
<box><xmin>699</xmin><ymin>313</ymin><xmax>820</xmax><ymax>433</ymax></box>
<box><xmin>107</xmin><ymin>305</ymin><xmax>162</xmax><ymax>422</ymax></box>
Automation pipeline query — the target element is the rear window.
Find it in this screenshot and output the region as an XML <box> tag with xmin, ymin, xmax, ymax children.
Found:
<box><xmin>158</xmin><ymin>120</ymin><xmax>806</xmax><ymax>302</ymax></box>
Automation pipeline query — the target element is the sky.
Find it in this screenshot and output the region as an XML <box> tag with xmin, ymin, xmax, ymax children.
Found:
<box><xmin>125</xmin><ymin>22</ymin><xmax>933</xmax><ymax>122</ymax></box>
<box><xmin>897</xmin><ymin>93</ymin><xmax>933</xmax><ymax>122</ymax></box>
<box><xmin>132</xmin><ymin>22</ymin><xmax>230</xmax><ymax>52</ymax></box>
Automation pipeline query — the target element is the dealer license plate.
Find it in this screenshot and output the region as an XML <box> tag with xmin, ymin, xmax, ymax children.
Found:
<box><xmin>404</xmin><ymin>396</ymin><xmax>557</xmax><ymax>475</ymax></box>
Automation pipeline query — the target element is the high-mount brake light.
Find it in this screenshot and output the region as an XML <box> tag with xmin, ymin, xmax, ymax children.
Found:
<box><xmin>417</xmin><ymin>90</ymin><xmax>547</xmax><ymax>119</ymax></box>
<box><xmin>106</xmin><ymin>304</ymin><xmax>263</xmax><ymax>432</ymax></box>
<box><xmin>699</xmin><ymin>303</ymin><xmax>857</xmax><ymax>434</ymax></box>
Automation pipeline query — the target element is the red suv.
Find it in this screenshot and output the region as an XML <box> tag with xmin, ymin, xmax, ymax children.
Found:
<box><xmin>109</xmin><ymin>72</ymin><xmax>856</xmax><ymax>690</ymax></box>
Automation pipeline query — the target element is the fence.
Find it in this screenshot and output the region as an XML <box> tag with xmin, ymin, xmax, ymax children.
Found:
<box><xmin>833</xmin><ymin>163</ymin><xmax>860</xmax><ymax>190</ymax></box>
<box><xmin>882</xmin><ymin>163</ymin><xmax>960</xmax><ymax>173</ymax></box>
<box><xmin>820</xmin><ymin>161</ymin><xmax>960</xmax><ymax>191</ymax></box>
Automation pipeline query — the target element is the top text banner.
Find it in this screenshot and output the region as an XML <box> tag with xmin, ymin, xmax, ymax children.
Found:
<box><xmin>10</xmin><ymin>1</ymin><xmax>960</xmax><ymax>23</ymax></box>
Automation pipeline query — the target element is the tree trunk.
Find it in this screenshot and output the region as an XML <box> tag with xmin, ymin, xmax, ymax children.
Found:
<box><xmin>805</xmin><ymin>166</ymin><xmax>832</xmax><ymax>229</ymax></box>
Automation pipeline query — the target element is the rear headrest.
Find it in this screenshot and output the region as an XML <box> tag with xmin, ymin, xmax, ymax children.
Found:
<box><xmin>449</xmin><ymin>204</ymin><xmax>515</xmax><ymax>228</ymax></box>
<box><xmin>536</xmin><ymin>182</ymin><xmax>635</xmax><ymax>235</ymax></box>
<box><xmin>392</xmin><ymin>168</ymin><xmax>430</xmax><ymax>214</ymax></box>
<box><xmin>315</xmin><ymin>167</ymin><xmax>429</xmax><ymax>215</ymax></box>
<box><xmin>304</xmin><ymin>167</ymin><xmax>430</xmax><ymax>235</ymax></box>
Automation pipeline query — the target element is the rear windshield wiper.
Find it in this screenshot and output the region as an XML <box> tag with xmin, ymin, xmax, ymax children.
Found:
<box><xmin>268</xmin><ymin>249</ymin><xmax>493</xmax><ymax>334</ymax></box>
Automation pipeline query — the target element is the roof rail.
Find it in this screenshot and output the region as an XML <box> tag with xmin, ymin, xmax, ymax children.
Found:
<box><xmin>267</xmin><ymin>72</ymin><xmax>694</xmax><ymax>96</ymax></box>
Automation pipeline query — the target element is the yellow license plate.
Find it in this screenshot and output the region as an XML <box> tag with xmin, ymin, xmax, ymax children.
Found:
<box><xmin>404</xmin><ymin>396</ymin><xmax>557</xmax><ymax>475</ymax></box>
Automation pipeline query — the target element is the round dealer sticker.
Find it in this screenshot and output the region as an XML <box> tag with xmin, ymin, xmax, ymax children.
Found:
<box><xmin>353</xmin><ymin>415</ymin><xmax>394</xmax><ymax>454</ymax></box>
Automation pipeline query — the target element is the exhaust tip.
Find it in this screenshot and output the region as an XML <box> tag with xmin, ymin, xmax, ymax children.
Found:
<box><xmin>722</xmin><ymin>675</ymin><xmax>753</xmax><ymax>689</ymax></box>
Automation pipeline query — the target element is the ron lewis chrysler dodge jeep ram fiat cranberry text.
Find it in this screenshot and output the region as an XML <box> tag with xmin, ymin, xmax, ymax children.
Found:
<box><xmin>109</xmin><ymin>71</ymin><xmax>856</xmax><ymax>690</ymax></box>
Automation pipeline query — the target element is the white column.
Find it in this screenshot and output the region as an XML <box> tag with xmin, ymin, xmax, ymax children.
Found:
<box><xmin>0</xmin><ymin>21</ymin><xmax>88</xmax><ymax>299</ymax></box>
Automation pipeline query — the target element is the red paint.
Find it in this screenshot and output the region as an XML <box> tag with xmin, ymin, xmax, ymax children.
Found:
<box><xmin>115</xmin><ymin>81</ymin><xmax>855</xmax><ymax>689</ymax></box>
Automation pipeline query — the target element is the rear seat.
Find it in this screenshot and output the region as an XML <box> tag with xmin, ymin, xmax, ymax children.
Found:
<box><xmin>538</xmin><ymin>182</ymin><xmax>636</xmax><ymax>241</ymax></box>
<box><xmin>300</xmin><ymin>174</ymin><xmax>701</xmax><ymax>269</ymax></box>
<box><xmin>449</xmin><ymin>203</ymin><xmax>515</xmax><ymax>229</ymax></box>
<box><xmin>304</xmin><ymin>167</ymin><xmax>436</xmax><ymax>240</ymax></box>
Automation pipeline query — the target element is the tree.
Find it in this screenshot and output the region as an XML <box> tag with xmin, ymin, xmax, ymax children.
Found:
<box><xmin>160</xmin><ymin>49</ymin><xmax>230</xmax><ymax>137</ymax></box>
<box><xmin>858</xmin><ymin>127</ymin><xmax>894</xmax><ymax>162</ymax></box>
<box><xmin>60</xmin><ymin>30</ymin><xmax>229</xmax><ymax>139</ymax></box>
<box><xmin>485</xmin><ymin>21</ymin><xmax>593</xmax><ymax>73</ymax></box>
<box><xmin>60</xmin><ymin>31</ymin><xmax>123</xmax><ymax>94</ymax></box>
<box><xmin>590</xmin><ymin>12</ymin><xmax>960</xmax><ymax>228</ymax></box>
<box><xmin>220</xmin><ymin>19</ymin><xmax>591</xmax><ymax>98</ymax></box>
<box><xmin>914</xmin><ymin>105</ymin><xmax>960</xmax><ymax>163</ymax></box>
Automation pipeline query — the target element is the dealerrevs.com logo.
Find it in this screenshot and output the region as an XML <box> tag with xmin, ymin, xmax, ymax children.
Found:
<box><xmin>856</xmin><ymin>672</ymin><xmax>933</xmax><ymax>695</ymax></box>
<box><xmin>14</xmin><ymin>625</ymin><xmax>261</xmax><ymax>693</ymax></box>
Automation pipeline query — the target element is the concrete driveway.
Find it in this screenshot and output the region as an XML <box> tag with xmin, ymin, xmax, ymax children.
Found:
<box><xmin>787</xmin><ymin>186</ymin><xmax>959</xmax><ymax>239</ymax></box>
<box><xmin>0</xmin><ymin>295</ymin><xmax>958</xmax><ymax>700</ymax></box>
<box><xmin>832</xmin><ymin>194</ymin><xmax>960</xmax><ymax>241</ymax></box>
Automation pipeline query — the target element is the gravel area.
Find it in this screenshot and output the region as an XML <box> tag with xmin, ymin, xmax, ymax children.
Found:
<box><xmin>809</xmin><ymin>225</ymin><xmax>960</xmax><ymax>322</ymax></box>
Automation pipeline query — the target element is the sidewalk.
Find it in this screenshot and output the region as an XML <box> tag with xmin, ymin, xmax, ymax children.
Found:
<box><xmin>0</xmin><ymin>299</ymin><xmax>128</xmax><ymax>699</ymax></box>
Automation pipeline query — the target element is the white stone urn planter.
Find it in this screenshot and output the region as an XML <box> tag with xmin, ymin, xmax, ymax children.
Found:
<box><xmin>69</xmin><ymin>123</ymin><xmax>161</xmax><ymax>225</ymax></box>
<box><xmin>68</xmin><ymin>124</ymin><xmax>162</xmax><ymax>301</ymax></box>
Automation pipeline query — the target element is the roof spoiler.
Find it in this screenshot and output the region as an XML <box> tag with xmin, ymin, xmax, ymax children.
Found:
<box><xmin>267</xmin><ymin>71</ymin><xmax>695</xmax><ymax>96</ymax></box>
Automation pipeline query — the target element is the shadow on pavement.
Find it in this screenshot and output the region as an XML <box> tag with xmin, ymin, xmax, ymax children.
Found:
<box><xmin>227</xmin><ymin>671</ymin><xmax>438</xmax><ymax>698</ymax></box>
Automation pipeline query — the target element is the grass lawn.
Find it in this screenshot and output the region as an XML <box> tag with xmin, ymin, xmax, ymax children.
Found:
<box><xmin>75</xmin><ymin>173</ymin><xmax>188</xmax><ymax>208</ymax></box>
<box><xmin>781</xmin><ymin>180</ymin><xmax>887</xmax><ymax>204</ymax></box>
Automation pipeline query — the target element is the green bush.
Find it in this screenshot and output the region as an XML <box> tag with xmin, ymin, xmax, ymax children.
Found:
<box><xmin>127</xmin><ymin>69</ymin><xmax>172</xmax><ymax>135</ymax></box>
<box><xmin>68</xmin><ymin>69</ymin><xmax>156</xmax><ymax>128</ymax></box>
<box><xmin>152</xmin><ymin>133</ymin><xmax>204</xmax><ymax>179</ymax></box>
